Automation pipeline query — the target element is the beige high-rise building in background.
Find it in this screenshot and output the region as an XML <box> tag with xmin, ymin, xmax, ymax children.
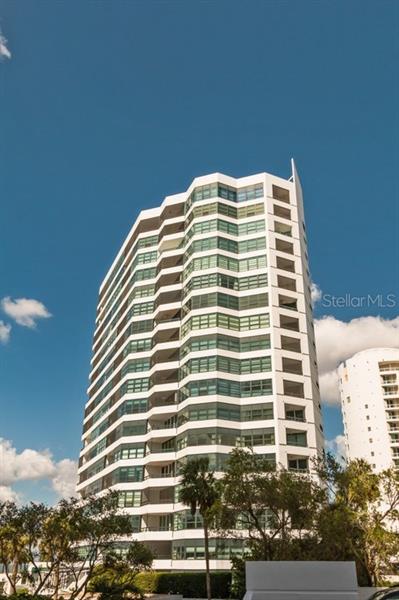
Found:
<box><xmin>339</xmin><ymin>347</ymin><xmax>399</xmax><ymax>472</ymax></box>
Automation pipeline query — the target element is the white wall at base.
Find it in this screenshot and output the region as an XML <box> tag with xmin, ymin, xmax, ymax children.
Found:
<box><xmin>244</xmin><ymin>561</ymin><xmax>359</xmax><ymax>600</ymax></box>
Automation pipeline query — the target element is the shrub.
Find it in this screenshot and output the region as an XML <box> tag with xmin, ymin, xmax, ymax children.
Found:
<box><xmin>134</xmin><ymin>570</ymin><xmax>161</xmax><ymax>594</ymax></box>
<box><xmin>135</xmin><ymin>571</ymin><xmax>231</xmax><ymax>598</ymax></box>
<box><xmin>0</xmin><ymin>595</ymin><xmax>48</xmax><ymax>600</ymax></box>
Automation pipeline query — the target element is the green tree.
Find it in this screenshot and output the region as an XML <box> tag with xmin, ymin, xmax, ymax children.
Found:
<box><xmin>88</xmin><ymin>541</ymin><xmax>153</xmax><ymax>600</ymax></box>
<box><xmin>219</xmin><ymin>449</ymin><xmax>323</xmax><ymax>561</ymax></box>
<box><xmin>37</xmin><ymin>498</ymin><xmax>86</xmax><ymax>599</ymax></box>
<box><xmin>0</xmin><ymin>502</ymin><xmax>28</xmax><ymax>595</ymax></box>
<box><xmin>57</xmin><ymin>492</ymin><xmax>134</xmax><ymax>599</ymax></box>
<box><xmin>316</xmin><ymin>454</ymin><xmax>399</xmax><ymax>586</ymax></box>
<box><xmin>179</xmin><ymin>457</ymin><xmax>220</xmax><ymax>600</ymax></box>
<box><xmin>0</xmin><ymin>492</ymin><xmax>134</xmax><ymax>599</ymax></box>
<box><xmin>18</xmin><ymin>502</ymin><xmax>54</xmax><ymax>596</ymax></box>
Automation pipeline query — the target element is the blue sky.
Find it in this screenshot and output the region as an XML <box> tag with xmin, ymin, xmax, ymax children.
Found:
<box><xmin>0</xmin><ymin>0</ymin><xmax>398</xmax><ymax>503</ymax></box>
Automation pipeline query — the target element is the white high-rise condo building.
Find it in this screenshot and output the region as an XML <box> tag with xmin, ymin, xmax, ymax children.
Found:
<box><xmin>339</xmin><ymin>347</ymin><xmax>399</xmax><ymax>472</ymax></box>
<box><xmin>77</xmin><ymin>161</ymin><xmax>324</xmax><ymax>570</ymax></box>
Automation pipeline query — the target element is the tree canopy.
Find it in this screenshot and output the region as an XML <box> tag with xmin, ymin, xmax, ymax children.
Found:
<box><xmin>217</xmin><ymin>450</ymin><xmax>399</xmax><ymax>588</ymax></box>
<box><xmin>0</xmin><ymin>492</ymin><xmax>139</xmax><ymax>599</ymax></box>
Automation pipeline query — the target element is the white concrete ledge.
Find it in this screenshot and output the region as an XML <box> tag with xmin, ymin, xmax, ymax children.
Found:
<box><xmin>244</xmin><ymin>561</ymin><xmax>359</xmax><ymax>599</ymax></box>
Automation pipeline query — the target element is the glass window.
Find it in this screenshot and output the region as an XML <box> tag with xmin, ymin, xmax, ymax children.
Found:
<box><xmin>242</xmin><ymin>404</ymin><xmax>274</xmax><ymax>421</ymax></box>
<box><xmin>238</xmin><ymin>237</ymin><xmax>266</xmax><ymax>253</ymax></box>
<box><xmin>272</xmin><ymin>185</ymin><xmax>290</xmax><ymax>203</ymax></box>
<box><xmin>123</xmin><ymin>338</ymin><xmax>152</xmax><ymax>357</ymax></box>
<box><xmin>180</xmin><ymin>378</ymin><xmax>272</xmax><ymax>400</ymax></box>
<box><xmin>238</xmin><ymin>220</ymin><xmax>265</xmax><ymax>235</ymax></box>
<box><xmin>118</xmin><ymin>491</ymin><xmax>141</xmax><ymax>507</ymax></box>
<box><xmin>131</xmin><ymin>267</ymin><xmax>157</xmax><ymax>283</ymax></box>
<box><xmin>127</xmin><ymin>301</ymin><xmax>154</xmax><ymax>317</ymax></box>
<box><xmin>288</xmin><ymin>458</ymin><xmax>308</xmax><ymax>472</ymax></box>
<box><xmin>237</xmin><ymin>203</ymin><xmax>264</xmax><ymax>219</ymax></box>
<box><xmin>287</xmin><ymin>432</ymin><xmax>308</xmax><ymax>447</ymax></box>
<box><xmin>132</xmin><ymin>251</ymin><xmax>157</xmax><ymax>267</ymax></box>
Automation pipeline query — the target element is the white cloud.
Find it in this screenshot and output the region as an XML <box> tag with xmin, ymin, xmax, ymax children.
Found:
<box><xmin>51</xmin><ymin>459</ymin><xmax>78</xmax><ymax>498</ymax></box>
<box><xmin>311</xmin><ymin>282</ymin><xmax>322</xmax><ymax>305</ymax></box>
<box><xmin>0</xmin><ymin>439</ymin><xmax>55</xmax><ymax>486</ymax></box>
<box><xmin>319</xmin><ymin>369</ymin><xmax>340</xmax><ymax>405</ymax></box>
<box><xmin>0</xmin><ymin>485</ymin><xmax>20</xmax><ymax>503</ymax></box>
<box><xmin>315</xmin><ymin>315</ymin><xmax>399</xmax><ymax>405</ymax></box>
<box><xmin>325</xmin><ymin>434</ymin><xmax>347</xmax><ymax>463</ymax></box>
<box><xmin>1</xmin><ymin>297</ymin><xmax>52</xmax><ymax>328</ymax></box>
<box><xmin>0</xmin><ymin>320</ymin><xmax>11</xmax><ymax>344</ymax></box>
<box><xmin>0</xmin><ymin>439</ymin><xmax>77</xmax><ymax>502</ymax></box>
<box><xmin>0</xmin><ymin>33</ymin><xmax>11</xmax><ymax>60</ymax></box>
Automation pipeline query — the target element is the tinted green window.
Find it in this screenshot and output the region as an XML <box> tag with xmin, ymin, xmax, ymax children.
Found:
<box><xmin>121</xmin><ymin>359</ymin><xmax>151</xmax><ymax>377</ymax></box>
<box><xmin>239</xmin><ymin>255</ymin><xmax>267</xmax><ymax>272</ymax></box>
<box><xmin>176</xmin><ymin>426</ymin><xmax>274</xmax><ymax>451</ymax></box>
<box><xmin>172</xmin><ymin>539</ymin><xmax>243</xmax><ymax>560</ymax></box>
<box><xmin>241</xmin><ymin>404</ymin><xmax>274</xmax><ymax>421</ymax></box>
<box><xmin>236</xmin><ymin>184</ymin><xmax>264</xmax><ymax>202</ymax></box>
<box><xmin>127</xmin><ymin>301</ymin><xmax>154</xmax><ymax>317</ymax></box>
<box><xmin>174</xmin><ymin>510</ymin><xmax>203</xmax><ymax>530</ymax></box>
<box><xmin>240</xmin><ymin>379</ymin><xmax>273</xmax><ymax>397</ymax></box>
<box><xmin>118</xmin><ymin>491</ymin><xmax>141</xmax><ymax>508</ymax></box>
<box><xmin>185</xmin><ymin>219</ymin><xmax>219</xmax><ymax>241</ymax></box>
<box><xmin>137</xmin><ymin>235</ymin><xmax>158</xmax><ymax>249</ymax></box>
<box><xmin>131</xmin><ymin>267</ymin><xmax>156</xmax><ymax>283</ymax></box>
<box><xmin>112</xmin><ymin>444</ymin><xmax>146</xmax><ymax>461</ymax></box>
<box><xmin>187</xmin><ymin>183</ymin><xmax>263</xmax><ymax>207</ymax></box>
<box><xmin>132</xmin><ymin>251</ymin><xmax>157</xmax><ymax>267</ymax></box>
<box><xmin>287</xmin><ymin>432</ymin><xmax>308</xmax><ymax>447</ymax></box>
<box><xmin>183</xmin><ymin>272</ymin><xmax>268</xmax><ymax>296</ymax></box>
<box><xmin>238</xmin><ymin>220</ymin><xmax>265</xmax><ymax>235</ymax></box>
<box><xmin>239</xmin><ymin>429</ymin><xmax>275</xmax><ymax>446</ymax></box>
<box><xmin>181</xmin><ymin>313</ymin><xmax>270</xmax><ymax>337</ymax></box>
<box><xmin>123</xmin><ymin>378</ymin><xmax>150</xmax><ymax>393</ymax></box>
<box><xmin>240</xmin><ymin>335</ymin><xmax>271</xmax><ymax>352</ymax></box>
<box><xmin>118</xmin><ymin>420</ymin><xmax>147</xmax><ymax>437</ymax></box>
<box><xmin>185</xmin><ymin>292</ymin><xmax>239</xmax><ymax>312</ymax></box>
<box><xmin>183</xmin><ymin>251</ymin><xmax>266</xmax><ymax>279</ymax></box>
<box><xmin>185</xmin><ymin>201</ymin><xmax>263</xmax><ymax>225</ymax></box>
<box><xmin>129</xmin><ymin>319</ymin><xmax>153</xmax><ymax>334</ymax></box>
<box><xmin>238</xmin><ymin>237</ymin><xmax>266</xmax><ymax>253</ymax></box>
<box><xmin>123</xmin><ymin>338</ymin><xmax>152</xmax><ymax>357</ymax></box>
<box><xmin>238</xmin><ymin>274</ymin><xmax>268</xmax><ymax>290</ymax></box>
<box><xmin>130</xmin><ymin>515</ymin><xmax>141</xmax><ymax>532</ymax></box>
<box><xmin>88</xmin><ymin>438</ymin><xmax>106</xmax><ymax>461</ymax></box>
<box><xmin>237</xmin><ymin>204</ymin><xmax>264</xmax><ymax>218</ymax></box>
<box><xmin>116</xmin><ymin>466</ymin><xmax>144</xmax><ymax>483</ymax></box>
<box><xmin>180</xmin><ymin>355</ymin><xmax>271</xmax><ymax>377</ymax></box>
<box><xmin>180</xmin><ymin>404</ymin><xmax>242</xmax><ymax>422</ymax></box>
<box><xmin>180</xmin><ymin>378</ymin><xmax>272</xmax><ymax>399</ymax></box>
<box><xmin>131</xmin><ymin>284</ymin><xmax>155</xmax><ymax>298</ymax></box>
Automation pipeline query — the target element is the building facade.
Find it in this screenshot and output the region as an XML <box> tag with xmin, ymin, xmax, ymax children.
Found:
<box><xmin>339</xmin><ymin>347</ymin><xmax>399</xmax><ymax>472</ymax></box>
<box><xmin>77</xmin><ymin>162</ymin><xmax>324</xmax><ymax>569</ymax></box>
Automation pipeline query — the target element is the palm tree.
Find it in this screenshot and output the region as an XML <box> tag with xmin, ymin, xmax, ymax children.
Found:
<box><xmin>179</xmin><ymin>457</ymin><xmax>219</xmax><ymax>600</ymax></box>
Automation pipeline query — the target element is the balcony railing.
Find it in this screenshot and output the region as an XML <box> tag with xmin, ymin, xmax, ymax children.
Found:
<box><xmin>140</xmin><ymin>525</ymin><xmax>173</xmax><ymax>532</ymax></box>
<box><xmin>144</xmin><ymin>473</ymin><xmax>175</xmax><ymax>480</ymax></box>
<box><xmin>149</xmin><ymin>423</ymin><xmax>177</xmax><ymax>431</ymax></box>
<box><xmin>141</xmin><ymin>498</ymin><xmax>174</xmax><ymax>506</ymax></box>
